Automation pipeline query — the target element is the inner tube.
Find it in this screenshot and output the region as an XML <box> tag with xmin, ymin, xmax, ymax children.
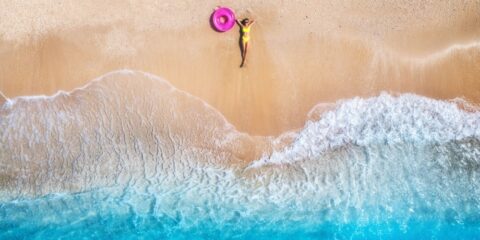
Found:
<box><xmin>211</xmin><ymin>7</ymin><xmax>235</xmax><ymax>32</ymax></box>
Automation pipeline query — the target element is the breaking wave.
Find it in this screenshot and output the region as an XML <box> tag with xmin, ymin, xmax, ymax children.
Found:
<box><xmin>1</xmin><ymin>70</ymin><xmax>479</xmax><ymax>238</ymax></box>
<box><xmin>251</xmin><ymin>93</ymin><xmax>480</xmax><ymax>167</ymax></box>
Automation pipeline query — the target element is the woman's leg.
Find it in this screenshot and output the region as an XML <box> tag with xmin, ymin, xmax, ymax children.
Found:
<box><xmin>241</xmin><ymin>42</ymin><xmax>248</xmax><ymax>67</ymax></box>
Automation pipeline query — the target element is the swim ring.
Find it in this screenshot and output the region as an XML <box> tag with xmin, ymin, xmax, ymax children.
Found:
<box><xmin>211</xmin><ymin>7</ymin><xmax>235</xmax><ymax>32</ymax></box>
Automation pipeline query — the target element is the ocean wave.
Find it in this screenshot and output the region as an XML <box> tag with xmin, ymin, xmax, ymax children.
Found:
<box><xmin>1</xmin><ymin>70</ymin><xmax>479</xmax><ymax>192</ymax></box>
<box><xmin>251</xmin><ymin>93</ymin><xmax>480</xmax><ymax>167</ymax></box>
<box><xmin>1</xmin><ymin>70</ymin><xmax>480</xmax><ymax>238</ymax></box>
<box><xmin>0</xmin><ymin>70</ymin><xmax>262</xmax><ymax>199</ymax></box>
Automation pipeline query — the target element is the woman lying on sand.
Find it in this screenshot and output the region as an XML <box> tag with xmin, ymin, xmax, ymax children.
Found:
<box><xmin>236</xmin><ymin>18</ymin><xmax>255</xmax><ymax>68</ymax></box>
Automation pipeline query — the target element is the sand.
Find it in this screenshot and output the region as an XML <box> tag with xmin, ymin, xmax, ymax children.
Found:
<box><xmin>0</xmin><ymin>91</ymin><xmax>6</xmax><ymax>105</ymax></box>
<box><xmin>1</xmin><ymin>0</ymin><xmax>479</xmax><ymax>136</ymax></box>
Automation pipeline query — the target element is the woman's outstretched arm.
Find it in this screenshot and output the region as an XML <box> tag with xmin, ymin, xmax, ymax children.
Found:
<box><xmin>236</xmin><ymin>19</ymin><xmax>243</xmax><ymax>27</ymax></box>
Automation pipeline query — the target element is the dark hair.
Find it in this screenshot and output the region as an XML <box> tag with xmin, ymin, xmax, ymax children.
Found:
<box><xmin>241</xmin><ymin>18</ymin><xmax>250</xmax><ymax>24</ymax></box>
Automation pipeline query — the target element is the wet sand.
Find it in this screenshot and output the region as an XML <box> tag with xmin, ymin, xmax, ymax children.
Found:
<box><xmin>1</xmin><ymin>0</ymin><xmax>479</xmax><ymax>136</ymax></box>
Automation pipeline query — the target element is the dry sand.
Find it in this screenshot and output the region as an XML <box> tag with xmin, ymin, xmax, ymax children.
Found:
<box><xmin>1</xmin><ymin>0</ymin><xmax>479</xmax><ymax>136</ymax></box>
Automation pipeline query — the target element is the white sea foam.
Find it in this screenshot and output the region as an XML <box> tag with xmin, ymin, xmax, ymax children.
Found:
<box><xmin>250</xmin><ymin>93</ymin><xmax>480</xmax><ymax>168</ymax></box>
<box><xmin>0</xmin><ymin>70</ymin><xmax>249</xmax><ymax>199</ymax></box>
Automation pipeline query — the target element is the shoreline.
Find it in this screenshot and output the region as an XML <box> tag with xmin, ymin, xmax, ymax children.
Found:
<box><xmin>1</xmin><ymin>1</ymin><xmax>479</xmax><ymax>136</ymax></box>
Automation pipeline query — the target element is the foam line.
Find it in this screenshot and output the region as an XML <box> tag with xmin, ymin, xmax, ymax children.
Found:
<box><xmin>250</xmin><ymin>93</ymin><xmax>480</xmax><ymax>167</ymax></box>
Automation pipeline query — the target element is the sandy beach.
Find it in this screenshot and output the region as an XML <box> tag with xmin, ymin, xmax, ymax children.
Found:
<box><xmin>2</xmin><ymin>2</ymin><xmax>480</xmax><ymax>238</ymax></box>
<box><xmin>1</xmin><ymin>0</ymin><xmax>479</xmax><ymax>136</ymax></box>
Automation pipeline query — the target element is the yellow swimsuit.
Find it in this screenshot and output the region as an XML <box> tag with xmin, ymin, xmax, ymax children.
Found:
<box><xmin>242</xmin><ymin>26</ymin><xmax>251</xmax><ymax>43</ymax></box>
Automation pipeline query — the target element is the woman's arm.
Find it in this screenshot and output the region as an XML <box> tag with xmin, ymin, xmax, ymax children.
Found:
<box><xmin>236</xmin><ymin>19</ymin><xmax>243</xmax><ymax>27</ymax></box>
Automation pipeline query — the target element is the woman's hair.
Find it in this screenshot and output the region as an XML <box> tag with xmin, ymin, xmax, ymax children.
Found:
<box><xmin>241</xmin><ymin>18</ymin><xmax>250</xmax><ymax>25</ymax></box>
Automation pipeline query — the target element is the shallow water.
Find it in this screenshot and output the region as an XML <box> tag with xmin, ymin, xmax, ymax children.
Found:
<box><xmin>1</xmin><ymin>189</ymin><xmax>479</xmax><ymax>239</ymax></box>
<box><xmin>1</xmin><ymin>70</ymin><xmax>480</xmax><ymax>239</ymax></box>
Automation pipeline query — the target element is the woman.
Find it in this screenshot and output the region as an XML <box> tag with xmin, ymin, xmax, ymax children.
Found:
<box><xmin>236</xmin><ymin>18</ymin><xmax>255</xmax><ymax>68</ymax></box>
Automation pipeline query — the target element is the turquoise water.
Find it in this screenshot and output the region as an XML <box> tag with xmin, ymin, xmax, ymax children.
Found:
<box><xmin>1</xmin><ymin>188</ymin><xmax>480</xmax><ymax>239</ymax></box>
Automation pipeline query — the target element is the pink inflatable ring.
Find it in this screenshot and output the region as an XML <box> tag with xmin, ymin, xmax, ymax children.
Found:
<box><xmin>211</xmin><ymin>7</ymin><xmax>236</xmax><ymax>32</ymax></box>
